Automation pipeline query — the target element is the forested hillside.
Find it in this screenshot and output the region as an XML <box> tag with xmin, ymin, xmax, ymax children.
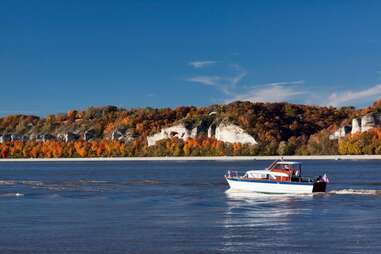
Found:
<box><xmin>0</xmin><ymin>100</ymin><xmax>367</xmax><ymax>158</ymax></box>
<box><xmin>330</xmin><ymin>99</ymin><xmax>381</xmax><ymax>155</ymax></box>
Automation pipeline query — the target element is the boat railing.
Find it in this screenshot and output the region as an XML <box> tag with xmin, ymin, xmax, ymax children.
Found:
<box><xmin>299</xmin><ymin>176</ymin><xmax>317</xmax><ymax>183</ymax></box>
<box><xmin>225</xmin><ymin>170</ymin><xmax>246</xmax><ymax>178</ymax></box>
<box><xmin>226</xmin><ymin>170</ymin><xmax>319</xmax><ymax>183</ymax></box>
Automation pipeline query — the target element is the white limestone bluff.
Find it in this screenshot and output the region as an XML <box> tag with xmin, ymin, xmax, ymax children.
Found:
<box><xmin>361</xmin><ymin>114</ymin><xmax>376</xmax><ymax>132</ymax></box>
<box><xmin>351</xmin><ymin>118</ymin><xmax>361</xmax><ymax>134</ymax></box>
<box><xmin>147</xmin><ymin>122</ymin><xmax>257</xmax><ymax>146</ymax></box>
<box><xmin>329</xmin><ymin>113</ymin><xmax>381</xmax><ymax>140</ymax></box>
<box><xmin>329</xmin><ymin>126</ymin><xmax>351</xmax><ymax>140</ymax></box>
<box><xmin>215</xmin><ymin>123</ymin><xmax>257</xmax><ymax>145</ymax></box>
<box><xmin>147</xmin><ymin>124</ymin><xmax>197</xmax><ymax>146</ymax></box>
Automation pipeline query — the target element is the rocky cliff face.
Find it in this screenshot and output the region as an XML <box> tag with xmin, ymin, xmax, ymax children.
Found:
<box><xmin>351</xmin><ymin>118</ymin><xmax>361</xmax><ymax>134</ymax></box>
<box><xmin>361</xmin><ymin>114</ymin><xmax>376</xmax><ymax>132</ymax></box>
<box><xmin>147</xmin><ymin>124</ymin><xmax>195</xmax><ymax>146</ymax></box>
<box><xmin>329</xmin><ymin>126</ymin><xmax>351</xmax><ymax>140</ymax></box>
<box><xmin>330</xmin><ymin>113</ymin><xmax>381</xmax><ymax>140</ymax></box>
<box><xmin>57</xmin><ymin>132</ymin><xmax>80</xmax><ymax>142</ymax></box>
<box><xmin>207</xmin><ymin>123</ymin><xmax>216</xmax><ymax>138</ymax></box>
<box><xmin>111</xmin><ymin>127</ymin><xmax>134</xmax><ymax>142</ymax></box>
<box><xmin>147</xmin><ymin>122</ymin><xmax>257</xmax><ymax>146</ymax></box>
<box><xmin>215</xmin><ymin>123</ymin><xmax>257</xmax><ymax>145</ymax></box>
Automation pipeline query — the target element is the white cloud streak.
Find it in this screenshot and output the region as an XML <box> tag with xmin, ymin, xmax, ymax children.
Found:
<box><xmin>327</xmin><ymin>84</ymin><xmax>381</xmax><ymax>107</ymax></box>
<box><xmin>187</xmin><ymin>76</ymin><xmax>222</xmax><ymax>86</ymax></box>
<box><xmin>231</xmin><ymin>82</ymin><xmax>381</xmax><ymax>107</ymax></box>
<box><xmin>226</xmin><ymin>82</ymin><xmax>306</xmax><ymax>103</ymax></box>
<box><xmin>189</xmin><ymin>60</ymin><xmax>216</xmax><ymax>69</ymax></box>
<box><xmin>186</xmin><ymin>61</ymin><xmax>381</xmax><ymax>107</ymax></box>
<box><xmin>263</xmin><ymin>80</ymin><xmax>305</xmax><ymax>86</ymax></box>
<box><xmin>187</xmin><ymin>65</ymin><xmax>247</xmax><ymax>95</ymax></box>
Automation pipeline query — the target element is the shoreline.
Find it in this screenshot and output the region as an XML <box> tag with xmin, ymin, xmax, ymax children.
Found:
<box><xmin>0</xmin><ymin>155</ymin><xmax>381</xmax><ymax>162</ymax></box>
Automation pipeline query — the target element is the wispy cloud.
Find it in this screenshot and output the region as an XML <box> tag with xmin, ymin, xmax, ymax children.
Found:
<box><xmin>226</xmin><ymin>81</ymin><xmax>306</xmax><ymax>103</ymax></box>
<box><xmin>186</xmin><ymin>62</ymin><xmax>306</xmax><ymax>104</ymax></box>
<box><xmin>262</xmin><ymin>80</ymin><xmax>305</xmax><ymax>87</ymax></box>
<box><xmin>228</xmin><ymin>64</ymin><xmax>247</xmax><ymax>90</ymax></box>
<box><xmin>186</xmin><ymin>61</ymin><xmax>381</xmax><ymax>107</ymax></box>
<box><xmin>234</xmin><ymin>82</ymin><xmax>381</xmax><ymax>107</ymax></box>
<box><xmin>327</xmin><ymin>84</ymin><xmax>381</xmax><ymax>107</ymax></box>
<box><xmin>189</xmin><ymin>60</ymin><xmax>216</xmax><ymax>69</ymax></box>
<box><xmin>187</xmin><ymin>64</ymin><xmax>247</xmax><ymax>95</ymax></box>
<box><xmin>187</xmin><ymin>76</ymin><xmax>222</xmax><ymax>86</ymax></box>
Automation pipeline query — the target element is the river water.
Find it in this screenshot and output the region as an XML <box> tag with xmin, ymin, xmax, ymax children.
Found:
<box><xmin>0</xmin><ymin>160</ymin><xmax>380</xmax><ymax>253</ymax></box>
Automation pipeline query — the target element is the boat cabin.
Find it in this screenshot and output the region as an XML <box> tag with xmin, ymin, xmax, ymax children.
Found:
<box><xmin>269</xmin><ymin>161</ymin><xmax>302</xmax><ymax>182</ymax></box>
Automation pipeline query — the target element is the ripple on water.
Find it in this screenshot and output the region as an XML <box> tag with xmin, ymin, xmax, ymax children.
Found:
<box><xmin>0</xmin><ymin>192</ymin><xmax>24</xmax><ymax>197</ymax></box>
<box><xmin>0</xmin><ymin>180</ymin><xmax>17</xmax><ymax>185</ymax></box>
<box><xmin>329</xmin><ymin>189</ymin><xmax>381</xmax><ymax>196</ymax></box>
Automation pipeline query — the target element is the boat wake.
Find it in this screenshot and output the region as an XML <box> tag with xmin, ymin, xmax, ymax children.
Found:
<box><xmin>225</xmin><ymin>189</ymin><xmax>313</xmax><ymax>204</ymax></box>
<box><xmin>0</xmin><ymin>192</ymin><xmax>24</xmax><ymax>197</ymax></box>
<box><xmin>329</xmin><ymin>189</ymin><xmax>381</xmax><ymax>196</ymax></box>
<box><xmin>0</xmin><ymin>180</ymin><xmax>17</xmax><ymax>185</ymax></box>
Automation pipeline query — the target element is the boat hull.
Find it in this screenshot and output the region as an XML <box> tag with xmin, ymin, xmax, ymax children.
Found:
<box><xmin>226</xmin><ymin>178</ymin><xmax>317</xmax><ymax>194</ymax></box>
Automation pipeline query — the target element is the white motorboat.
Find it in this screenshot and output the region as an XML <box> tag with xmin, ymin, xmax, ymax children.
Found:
<box><xmin>225</xmin><ymin>160</ymin><xmax>328</xmax><ymax>194</ymax></box>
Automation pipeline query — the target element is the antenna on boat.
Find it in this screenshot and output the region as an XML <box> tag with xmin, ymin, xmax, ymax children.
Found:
<box><xmin>266</xmin><ymin>159</ymin><xmax>279</xmax><ymax>171</ymax></box>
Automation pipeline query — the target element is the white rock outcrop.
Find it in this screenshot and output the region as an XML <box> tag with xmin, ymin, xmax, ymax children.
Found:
<box><xmin>330</xmin><ymin>114</ymin><xmax>381</xmax><ymax>139</ymax></box>
<box><xmin>0</xmin><ymin>134</ymin><xmax>11</xmax><ymax>143</ymax></box>
<box><xmin>329</xmin><ymin>126</ymin><xmax>351</xmax><ymax>140</ymax></box>
<box><xmin>361</xmin><ymin>114</ymin><xmax>375</xmax><ymax>132</ymax></box>
<box><xmin>111</xmin><ymin>128</ymin><xmax>134</xmax><ymax>142</ymax></box>
<box><xmin>329</xmin><ymin>129</ymin><xmax>340</xmax><ymax>140</ymax></box>
<box><xmin>191</xmin><ymin>127</ymin><xmax>198</xmax><ymax>138</ymax></box>
<box><xmin>351</xmin><ymin>118</ymin><xmax>361</xmax><ymax>134</ymax></box>
<box><xmin>147</xmin><ymin>132</ymin><xmax>165</xmax><ymax>147</ymax></box>
<box><xmin>207</xmin><ymin>124</ymin><xmax>216</xmax><ymax>138</ymax></box>
<box><xmin>57</xmin><ymin>132</ymin><xmax>80</xmax><ymax>142</ymax></box>
<box><xmin>147</xmin><ymin>124</ymin><xmax>194</xmax><ymax>146</ymax></box>
<box><xmin>329</xmin><ymin>128</ymin><xmax>344</xmax><ymax>140</ymax></box>
<box><xmin>215</xmin><ymin>123</ymin><xmax>257</xmax><ymax>145</ymax></box>
<box><xmin>147</xmin><ymin>122</ymin><xmax>258</xmax><ymax>146</ymax></box>
<box><xmin>83</xmin><ymin>130</ymin><xmax>97</xmax><ymax>141</ymax></box>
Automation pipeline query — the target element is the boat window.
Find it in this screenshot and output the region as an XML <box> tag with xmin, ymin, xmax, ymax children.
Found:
<box><xmin>292</xmin><ymin>164</ymin><xmax>301</xmax><ymax>172</ymax></box>
<box><xmin>291</xmin><ymin>164</ymin><xmax>302</xmax><ymax>177</ymax></box>
<box><xmin>277</xmin><ymin>163</ymin><xmax>301</xmax><ymax>169</ymax></box>
<box><xmin>275</xmin><ymin>163</ymin><xmax>291</xmax><ymax>170</ymax></box>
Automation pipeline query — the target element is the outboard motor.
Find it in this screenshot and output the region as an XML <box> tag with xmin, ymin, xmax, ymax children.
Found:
<box><xmin>312</xmin><ymin>174</ymin><xmax>329</xmax><ymax>192</ymax></box>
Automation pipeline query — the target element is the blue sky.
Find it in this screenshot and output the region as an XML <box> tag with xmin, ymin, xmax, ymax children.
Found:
<box><xmin>1</xmin><ymin>0</ymin><xmax>381</xmax><ymax>116</ymax></box>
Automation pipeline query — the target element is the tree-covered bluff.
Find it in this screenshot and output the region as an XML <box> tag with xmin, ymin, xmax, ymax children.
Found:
<box><xmin>0</xmin><ymin>100</ymin><xmax>370</xmax><ymax>158</ymax></box>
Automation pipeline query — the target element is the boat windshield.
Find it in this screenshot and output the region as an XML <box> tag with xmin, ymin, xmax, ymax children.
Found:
<box><xmin>275</xmin><ymin>163</ymin><xmax>300</xmax><ymax>170</ymax></box>
<box><xmin>273</xmin><ymin>162</ymin><xmax>302</xmax><ymax>176</ymax></box>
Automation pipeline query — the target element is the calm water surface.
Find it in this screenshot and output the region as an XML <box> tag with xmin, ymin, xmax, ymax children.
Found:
<box><xmin>0</xmin><ymin>160</ymin><xmax>380</xmax><ymax>253</ymax></box>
